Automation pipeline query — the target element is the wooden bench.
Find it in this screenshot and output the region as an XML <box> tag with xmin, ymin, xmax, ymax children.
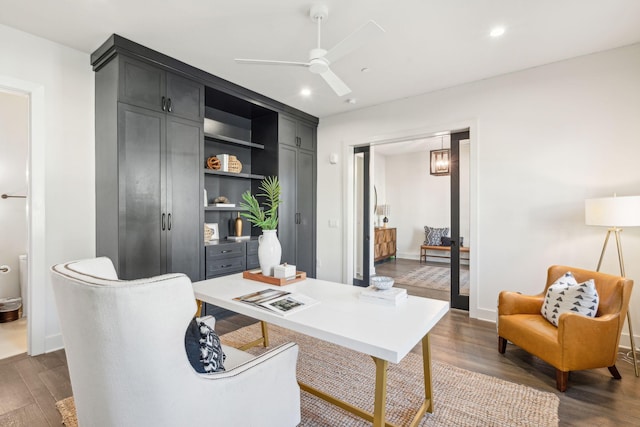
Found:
<box><xmin>420</xmin><ymin>244</ymin><xmax>470</xmax><ymax>263</ymax></box>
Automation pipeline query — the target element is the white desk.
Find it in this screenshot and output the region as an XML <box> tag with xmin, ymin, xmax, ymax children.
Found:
<box><xmin>193</xmin><ymin>274</ymin><xmax>449</xmax><ymax>427</ymax></box>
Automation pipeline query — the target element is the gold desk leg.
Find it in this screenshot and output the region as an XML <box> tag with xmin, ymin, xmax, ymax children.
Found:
<box><xmin>195</xmin><ymin>299</ymin><xmax>202</xmax><ymax>317</ymax></box>
<box><xmin>261</xmin><ymin>321</ymin><xmax>270</xmax><ymax>348</ymax></box>
<box><xmin>423</xmin><ymin>333</ymin><xmax>433</xmax><ymax>413</ymax></box>
<box><xmin>238</xmin><ymin>321</ymin><xmax>270</xmax><ymax>351</ymax></box>
<box><xmin>372</xmin><ymin>356</ymin><xmax>388</xmax><ymax>427</ymax></box>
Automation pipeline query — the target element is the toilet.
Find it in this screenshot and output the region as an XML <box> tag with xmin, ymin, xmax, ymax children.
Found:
<box><xmin>19</xmin><ymin>254</ymin><xmax>27</xmax><ymax>318</ymax></box>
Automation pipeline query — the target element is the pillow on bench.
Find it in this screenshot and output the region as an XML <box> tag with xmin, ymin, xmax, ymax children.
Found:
<box><xmin>424</xmin><ymin>226</ymin><xmax>449</xmax><ymax>246</ymax></box>
<box><xmin>441</xmin><ymin>236</ymin><xmax>464</xmax><ymax>247</ymax></box>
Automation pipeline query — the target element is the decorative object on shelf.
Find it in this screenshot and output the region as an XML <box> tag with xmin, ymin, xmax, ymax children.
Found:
<box><xmin>235</xmin><ymin>212</ymin><xmax>243</xmax><ymax>237</ymax></box>
<box><xmin>585</xmin><ymin>193</ymin><xmax>640</xmax><ymax>376</ymax></box>
<box><xmin>214</xmin><ymin>196</ymin><xmax>230</xmax><ymax>204</ymax></box>
<box><xmin>228</xmin><ymin>155</ymin><xmax>243</xmax><ymax>173</ymax></box>
<box><xmin>204</xmin><ymin>223</ymin><xmax>219</xmax><ymax>242</ymax></box>
<box><xmin>218</xmin><ymin>154</ymin><xmax>230</xmax><ymax>171</ymax></box>
<box><xmin>430</xmin><ymin>136</ymin><xmax>450</xmax><ymax>176</ymax></box>
<box><xmin>370</xmin><ymin>275</ymin><xmax>394</xmax><ymax>290</ymax></box>
<box><xmin>203</xmin><ymin>188</ymin><xmax>208</xmax><ymax>207</ymax></box>
<box><xmin>377</xmin><ymin>204</ymin><xmax>390</xmax><ymax>227</ymax></box>
<box><xmin>206</xmin><ymin>156</ymin><xmax>221</xmax><ymax>170</ymax></box>
<box><xmin>240</xmin><ymin>176</ymin><xmax>282</xmax><ymax>275</ymax></box>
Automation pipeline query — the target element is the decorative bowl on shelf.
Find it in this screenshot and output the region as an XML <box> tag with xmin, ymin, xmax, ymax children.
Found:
<box><xmin>370</xmin><ymin>276</ymin><xmax>394</xmax><ymax>290</ymax></box>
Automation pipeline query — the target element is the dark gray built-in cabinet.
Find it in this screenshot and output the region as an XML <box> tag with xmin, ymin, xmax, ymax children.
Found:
<box><xmin>278</xmin><ymin>115</ymin><xmax>317</xmax><ymax>276</ymax></box>
<box><xmin>92</xmin><ymin>35</ymin><xmax>318</xmax><ymax>283</ymax></box>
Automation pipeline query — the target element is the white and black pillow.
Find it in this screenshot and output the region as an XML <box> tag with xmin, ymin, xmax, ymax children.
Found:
<box><xmin>198</xmin><ymin>319</ymin><xmax>226</xmax><ymax>373</ymax></box>
<box><xmin>424</xmin><ymin>226</ymin><xmax>449</xmax><ymax>246</ymax></box>
<box><xmin>184</xmin><ymin>315</ymin><xmax>226</xmax><ymax>373</ymax></box>
<box><xmin>541</xmin><ymin>272</ymin><xmax>599</xmax><ymax>327</ymax></box>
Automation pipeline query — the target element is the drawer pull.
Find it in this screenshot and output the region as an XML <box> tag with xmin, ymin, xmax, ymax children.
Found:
<box><xmin>220</xmin><ymin>264</ymin><xmax>232</xmax><ymax>268</ymax></box>
<box><xmin>221</xmin><ymin>250</ymin><xmax>232</xmax><ymax>253</ymax></box>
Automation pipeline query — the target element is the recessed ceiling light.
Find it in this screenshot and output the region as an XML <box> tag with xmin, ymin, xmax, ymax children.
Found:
<box><xmin>346</xmin><ymin>98</ymin><xmax>357</xmax><ymax>104</ymax></box>
<box><xmin>490</xmin><ymin>26</ymin><xmax>505</xmax><ymax>38</ymax></box>
<box><xmin>300</xmin><ymin>88</ymin><xmax>312</xmax><ymax>97</ymax></box>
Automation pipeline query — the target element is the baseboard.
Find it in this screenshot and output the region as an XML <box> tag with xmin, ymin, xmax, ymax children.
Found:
<box><xmin>473</xmin><ymin>307</ymin><xmax>497</xmax><ymax>323</ymax></box>
<box><xmin>45</xmin><ymin>333</ymin><xmax>64</xmax><ymax>353</ymax></box>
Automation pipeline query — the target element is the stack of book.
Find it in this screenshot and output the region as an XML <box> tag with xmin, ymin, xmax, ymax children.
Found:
<box><xmin>359</xmin><ymin>286</ymin><xmax>408</xmax><ymax>305</ymax></box>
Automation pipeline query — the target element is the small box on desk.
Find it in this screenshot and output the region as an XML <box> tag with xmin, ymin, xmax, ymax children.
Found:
<box><xmin>273</xmin><ymin>264</ymin><xmax>296</xmax><ymax>279</ymax></box>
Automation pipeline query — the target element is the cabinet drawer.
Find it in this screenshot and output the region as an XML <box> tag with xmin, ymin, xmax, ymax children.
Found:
<box><xmin>205</xmin><ymin>242</ymin><xmax>245</xmax><ymax>260</ymax></box>
<box><xmin>246</xmin><ymin>240</ymin><xmax>259</xmax><ymax>255</ymax></box>
<box><xmin>206</xmin><ymin>256</ymin><xmax>246</xmax><ymax>278</ymax></box>
<box><xmin>247</xmin><ymin>254</ymin><xmax>260</xmax><ymax>270</ymax></box>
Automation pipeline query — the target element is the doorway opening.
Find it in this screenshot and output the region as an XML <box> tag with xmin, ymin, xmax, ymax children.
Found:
<box><xmin>0</xmin><ymin>89</ymin><xmax>29</xmax><ymax>359</ymax></box>
<box><xmin>350</xmin><ymin>128</ymin><xmax>472</xmax><ymax>309</ymax></box>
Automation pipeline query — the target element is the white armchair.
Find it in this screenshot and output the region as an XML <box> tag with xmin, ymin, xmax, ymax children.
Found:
<box><xmin>50</xmin><ymin>257</ymin><xmax>300</xmax><ymax>426</ymax></box>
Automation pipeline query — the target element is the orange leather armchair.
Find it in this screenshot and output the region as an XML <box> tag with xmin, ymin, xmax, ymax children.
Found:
<box><xmin>498</xmin><ymin>265</ymin><xmax>633</xmax><ymax>391</ymax></box>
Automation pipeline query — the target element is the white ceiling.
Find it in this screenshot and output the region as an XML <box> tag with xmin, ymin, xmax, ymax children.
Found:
<box><xmin>2</xmin><ymin>0</ymin><xmax>640</xmax><ymax>118</ymax></box>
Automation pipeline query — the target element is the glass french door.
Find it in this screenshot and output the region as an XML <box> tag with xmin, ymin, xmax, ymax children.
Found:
<box><xmin>450</xmin><ymin>130</ymin><xmax>470</xmax><ymax>310</ymax></box>
<box><xmin>353</xmin><ymin>146</ymin><xmax>371</xmax><ymax>287</ymax></box>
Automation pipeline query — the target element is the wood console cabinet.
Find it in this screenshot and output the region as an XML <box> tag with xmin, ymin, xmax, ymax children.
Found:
<box><xmin>374</xmin><ymin>227</ymin><xmax>397</xmax><ymax>262</ymax></box>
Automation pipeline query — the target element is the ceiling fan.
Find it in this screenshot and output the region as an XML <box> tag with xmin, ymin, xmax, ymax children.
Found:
<box><xmin>235</xmin><ymin>4</ymin><xmax>385</xmax><ymax>97</ymax></box>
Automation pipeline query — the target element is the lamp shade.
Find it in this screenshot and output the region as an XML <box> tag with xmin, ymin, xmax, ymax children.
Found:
<box><xmin>585</xmin><ymin>195</ymin><xmax>640</xmax><ymax>227</ymax></box>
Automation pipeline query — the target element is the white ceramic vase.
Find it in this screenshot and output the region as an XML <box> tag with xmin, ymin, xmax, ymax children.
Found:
<box><xmin>258</xmin><ymin>229</ymin><xmax>282</xmax><ymax>276</ymax></box>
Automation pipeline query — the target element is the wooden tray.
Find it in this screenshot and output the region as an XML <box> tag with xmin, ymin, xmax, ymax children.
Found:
<box><xmin>242</xmin><ymin>270</ymin><xmax>307</xmax><ymax>286</ymax></box>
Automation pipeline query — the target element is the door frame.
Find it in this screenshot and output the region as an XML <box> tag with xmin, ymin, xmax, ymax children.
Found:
<box><xmin>0</xmin><ymin>77</ymin><xmax>47</xmax><ymax>355</ymax></box>
<box><xmin>342</xmin><ymin>120</ymin><xmax>479</xmax><ymax>318</ymax></box>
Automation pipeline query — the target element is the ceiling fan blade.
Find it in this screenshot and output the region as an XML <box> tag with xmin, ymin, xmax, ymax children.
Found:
<box><xmin>319</xmin><ymin>68</ymin><xmax>351</xmax><ymax>96</ymax></box>
<box><xmin>235</xmin><ymin>58</ymin><xmax>310</xmax><ymax>67</ymax></box>
<box><xmin>325</xmin><ymin>20</ymin><xmax>385</xmax><ymax>64</ymax></box>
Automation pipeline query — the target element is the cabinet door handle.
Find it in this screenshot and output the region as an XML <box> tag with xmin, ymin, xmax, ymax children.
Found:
<box><xmin>161</xmin><ymin>96</ymin><xmax>167</xmax><ymax>111</ymax></box>
<box><xmin>162</xmin><ymin>213</ymin><xmax>166</xmax><ymax>230</ymax></box>
<box><xmin>168</xmin><ymin>213</ymin><xmax>172</xmax><ymax>230</ymax></box>
<box><xmin>167</xmin><ymin>98</ymin><xmax>173</xmax><ymax>113</ymax></box>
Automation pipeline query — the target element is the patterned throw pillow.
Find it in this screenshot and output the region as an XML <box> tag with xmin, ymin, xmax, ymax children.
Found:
<box><xmin>541</xmin><ymin>272</ymin><xmax>599</xmax><ymax>327</ymax></box>
<box><xmin>424</xmin><ymin>226</ymin><xmax>449</xmax><ymax>246</ymax></box>
<box><xmin>198</xmin><ymin>319</ymin><xmax>226</xmax><ymax>373</ymax></box>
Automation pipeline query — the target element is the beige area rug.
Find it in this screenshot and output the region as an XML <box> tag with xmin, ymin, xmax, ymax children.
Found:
<box><xmin>57</xmin><ymin>323</ymin><xmax>559</xmax><ymax>427</ymax></box>
<box><xmin>395</xmin><ymin>265</ymin><xmax>470</xmax><ymax>295</ymax></box>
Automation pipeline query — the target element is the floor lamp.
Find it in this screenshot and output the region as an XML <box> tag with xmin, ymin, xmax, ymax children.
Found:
<box><xmin>585</xmin><ymin>195</ymin><xmax>640</xmax><ymax>377</ymax></box>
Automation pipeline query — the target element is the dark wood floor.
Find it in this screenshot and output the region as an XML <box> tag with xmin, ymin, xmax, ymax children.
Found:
<box><xmin>2</xmin><ymin>293</ymin><xmax>639</xmax><ymax>425</ymax></box>
<box><xmin>375</xmin><ymin>257</ymin><xmax>458</xmax><ymax>301</ymax></box>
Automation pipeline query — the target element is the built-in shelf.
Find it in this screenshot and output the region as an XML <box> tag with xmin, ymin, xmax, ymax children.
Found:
<box><xmin>204</xmin><ymin>206</ymin><xmax>248</xmax><ymax>212</ymax></box>
<box><xmin>204</xmin><ymin>132</ymin><xmax>265</xmax><ymax>150</ymax></box>
<box><xmin>204</xmin><ymin>169</ymin><xmax>265</xmax><ymax>180</ymax></box>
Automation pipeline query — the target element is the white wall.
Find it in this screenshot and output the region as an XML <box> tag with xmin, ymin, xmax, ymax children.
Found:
<box><xmin>0</xmin><ymin>24</ymin><xmax>95</xmax><ymax>353</ymax></box>
<box><xmin>317</xmin><ymin>42</ymin><xmax>640</xmax><ymax>336</ymax></box>
<box><xmin>0</xmin><ymin>91</ymin><xmax>28</xmax><ymax>299</ymax></box>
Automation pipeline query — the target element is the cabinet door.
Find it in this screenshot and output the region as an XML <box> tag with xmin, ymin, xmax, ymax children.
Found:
<box><xmin>119</xmin><ymin>57</ymin><xmax>165</xmax><ymax>113</ymax></box>
<box><xmin>278</xmin><ymin>115</ymin><xmax>297</xmax><ymax>147</ymax></box>
<box><xmin>166</xmin><ymin>116</ymin><xmax>203</xmax><ymax>281</ymax></box>
<box><xmin>296</xmin><ymin>149</ymin><xmax>316</xmax><ymax>276</ymax></box>
<box><xmin>118</xmin><ymin>104</ymin><xmax>165</xmax><ymax>279</ymax></box>
<box><xmin>278</xmin><ymin>145</ymin><xmax>297</xmax><ymax>265</ymax></box>
<box><xmin>166</xmin><ymin>73</ymin><xmax>204</xmax><ymax>122</ymax></box>
<box><xmin>297</xmin><ymin>121</ymin><xmax>316</xmax><ymax>151</ymax></box>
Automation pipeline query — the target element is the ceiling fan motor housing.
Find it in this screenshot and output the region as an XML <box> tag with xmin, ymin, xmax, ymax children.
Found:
<box><xmin>308</xmin><ymin>48</ymin><xmax>329</xmax><ymax>74</ymax></box>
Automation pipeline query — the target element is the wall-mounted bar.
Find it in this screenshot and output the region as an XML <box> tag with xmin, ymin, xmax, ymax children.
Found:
<box><xmin>1</xmin><ymin>194</ymin><xmax>26</xmax><ymax>199</ymax></box>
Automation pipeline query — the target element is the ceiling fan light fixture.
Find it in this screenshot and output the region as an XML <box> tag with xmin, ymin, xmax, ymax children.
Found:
<box><xmin>490</xmin><ymin>26</ymin><xmax>506</xmax><ymax>37</ymax></box>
